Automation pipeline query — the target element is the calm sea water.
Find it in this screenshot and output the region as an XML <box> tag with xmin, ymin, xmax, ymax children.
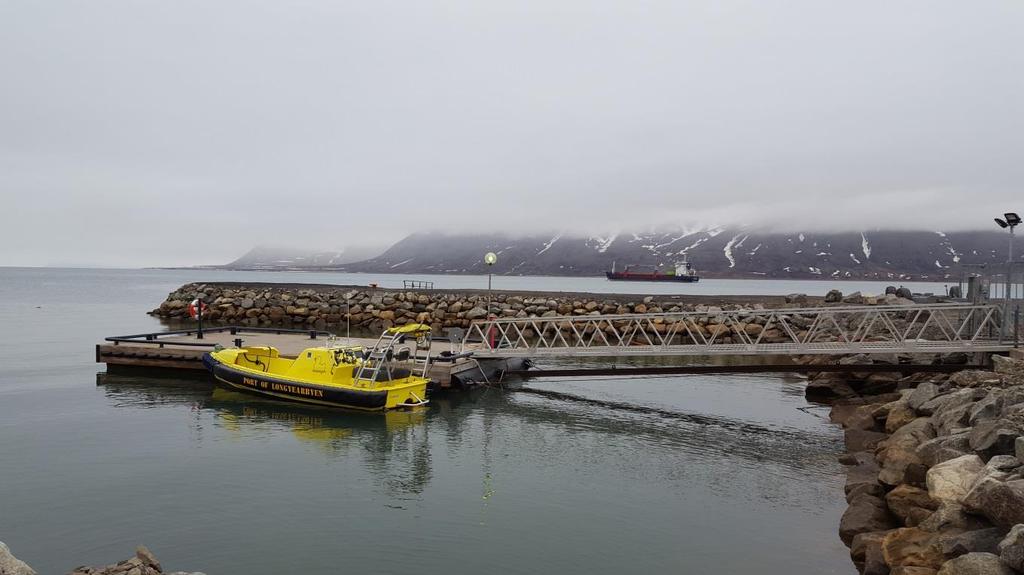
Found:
<box><xmin>0</xmin><ymin>268</ymin><xmax>852</xmax><ymax>574</ymax></box>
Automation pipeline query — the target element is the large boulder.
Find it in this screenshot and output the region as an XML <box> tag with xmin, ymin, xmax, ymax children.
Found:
<box><xmin>917</xmin><ymin>432</ymin><xmax>973</xmax><ymax>467</ymax></box>
<box><xmin>0</xmin><ymin>542</ymin><xmax>35</xmax><ymax>575</ymax></box>
<box><xmin>962</xmin><ymin>478</ymin><xmax>1024</xmax><ymax>527</ymax></box>
<box><xmin>949</xmin><ymin>371</ymin><xmax>1004</xmax><ymax>389</ymax></box>
<box><xmin>843</xmin><ymin>291</ymin><xmax>866</xmax><ymax>304</ymax></box>
<box><xmin>846</xmin><ymin>429</ymin><xmax>890</xmax><ymax>452</ymax></box>
<box><xmin>886</xmin><ymin>484</ymin><xmax>940</xmax><ymax>527</ymax></box>
<box><xmin>851</xmin><ymin>531</ymin><xmax>891</xmax><ymax>575</ymax></box>
<box><xmin>908</xmin><ymin>382</ymin><xmax>941</xmax><ymax>412</ymax></box>
<box><xmin>997</xmin><ymin>524</ymin><xmax>1024</xmax><ymax>572</ymax></box>
<box><xmin>919</xmin><ymin>504</ymin><xmax>991</xmax><ymax>534</ymax></box>
<box><xmin>992</xmin><ymin>355</ymin><xmax>1024</xmax><ymax>376</ymax></box>
<box><xmin>919</xmin><ymin>389</ymin><xmax>981</xmax><ymax>418</ymax></box>
<box><xmin>888</xmin><ymin>401</ymin><xmax>920</xmax><ymax>433</ymax></box>
<box><xmin>825</xmin><ymin>289</ymin><xmax>843</xmax><ymax>303</ymax></box>
<box><xmin>785</xmin><ymin>293</ymin><xmax>808</xmax><ymax>304</ymax></box>
<box><xmin>464</xmin><ymin>306</ymin><xmax>488</xmax><ymax>320</ymax></box>
<box><xmin>931</xmin><ymin>405</ymin><xmax>977</xmax><ymax>438</ymax></box>
<box><xmin>939</xmin><ymin>528</ymin><xmax>1007</xmax><ymax>558</ymax></box>
<box><xmin>807</xmin><ymin>375</ymin><xmax>859</xmax><ymax>402</ymax></box>
<box><xmin>969</xmin><ymin>419</ymin><xmax>1022</xmax><ymax>458</ymax></box>
<box><xmin>879</xmin><ymin>418</ymin><xmax>936</xmax><ymax>486</ymax></box>
<box><xmin>926</xmin><ymin>455</ymin><xmax>985</xmax><ymax>504</ymax></box>
<box><xmin>845</xmin><ymin>452</ymin><xmax>885</xmax><ymax>502</ymax></box>
<box><xmin>967</xmin><ymin>393</ymin><xmax>1004</xmax><ymax>426</ymax></box>
<box><xmin>936</xmin><ymin>552</ymin><xmax>1015</xmax><ymax>575</ymax></box>
<box><xmin>882</xmin><ymin>527</ymin><xmax>945</xmax><ymax>570</ymax></box>
<box><xmin>841</xmin><ymin>493</ymin><xmax>897</xmax><ymax>546</ymax></box>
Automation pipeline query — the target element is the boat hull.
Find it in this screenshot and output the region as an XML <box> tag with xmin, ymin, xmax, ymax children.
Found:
<box><xmin>605</xmin><ymin>272</ymin><xmax>700</xmax><ymax>282</ymax></box>
<box><xmin>202</xmin><ymin>354</ymin><xmax>420</xmax><ymax>411</ymax></box>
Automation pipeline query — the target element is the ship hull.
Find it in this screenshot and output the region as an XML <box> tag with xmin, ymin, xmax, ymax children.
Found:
<box><xmin>605</xmin><ymin>272</ymin><xmax>700</xmax><ymax>282</ymax></box>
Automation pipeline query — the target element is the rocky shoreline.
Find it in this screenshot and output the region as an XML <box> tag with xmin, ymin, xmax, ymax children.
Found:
<box><xmin>0</xmin><ymin>543</ymin><xmax>203</xmax><ymax>575</ymax></box>
<box><xmin>150</xmin><ymin>282</ymin><xmax>915</xmax><ymax>336</ymax></box>
<box><xmin>826</xmin><ymin>353</ymin><xmax>1024</xmax><ymax>574</ymax></box>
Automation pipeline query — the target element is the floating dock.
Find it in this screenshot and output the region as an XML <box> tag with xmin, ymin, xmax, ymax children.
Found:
<box><xmin>96</xmin><ymin>326</ymin><xmax>526</xmax><ymax>389</ymax></box>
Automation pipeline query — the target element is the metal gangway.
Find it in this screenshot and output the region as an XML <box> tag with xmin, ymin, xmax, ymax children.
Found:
<box><xmin>459</xmin><ymin>303</ymin><xmax>1017</xmax><ymax>358</ymax></box>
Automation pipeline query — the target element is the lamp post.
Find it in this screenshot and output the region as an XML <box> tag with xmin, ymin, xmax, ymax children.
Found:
<box><xmin>484</xmin><ymin>252</ymin><xmax>497</xmax><ymax>348</ymax></box>
<box><xmin>994</xmin><ymin>212</ymin><xmax>1020</xmax><ymax>341</ymax></box>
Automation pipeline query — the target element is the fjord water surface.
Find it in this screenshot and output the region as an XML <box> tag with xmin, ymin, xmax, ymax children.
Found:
<box><xmin>0</xmin><ymin>268</ymin><xmax>852</xmax><ymax>574</ymax></box>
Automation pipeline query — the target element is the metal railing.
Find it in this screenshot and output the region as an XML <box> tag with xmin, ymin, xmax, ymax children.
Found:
<box><xmin>105</xmin><ymin>326</ymin><xmax>332</xmax><ymax>348</ymax></box>
<box><xmin>403</xmin><ymin>280</ymin><xmax>435</xmax><ymax>290</ymax></box>
<box><xmin>460</xmin><ymin>303</ymin><xmax>1013</xmax><ymax>358</ymax></box>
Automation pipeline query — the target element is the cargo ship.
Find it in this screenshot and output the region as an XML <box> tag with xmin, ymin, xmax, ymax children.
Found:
<box><xmin>605</xmin><ymin>257</ymin><xmax>700</xmax><ymax>283</ymax></box>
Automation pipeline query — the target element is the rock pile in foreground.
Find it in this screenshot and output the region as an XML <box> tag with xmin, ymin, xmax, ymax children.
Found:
<box><xmin>829</xmin><ymin>354</ymin><xmax>1024</xmax><ymax>574</ymax></box>
<box><xmin>0</xmin><ymin>543</ymin><xmax>204</xmax><ymax>575</ymax></box>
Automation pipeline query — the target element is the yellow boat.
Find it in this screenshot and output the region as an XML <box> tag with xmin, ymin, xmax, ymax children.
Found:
<box><xmin>202</xmin><ymin>324</ymin><xmax>432</xmax><ymax>411</ymax></box>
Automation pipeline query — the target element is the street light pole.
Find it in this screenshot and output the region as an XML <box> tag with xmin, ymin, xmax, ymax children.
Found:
<box><xmin>995</xmin><ymin>212</ymin><xmax>1021</xmax><ymax>341</ymax></box>
<box><xmin>483</xmin><ymin>252</ymin><xmax>497</xmax><ymax>348</ymax></box>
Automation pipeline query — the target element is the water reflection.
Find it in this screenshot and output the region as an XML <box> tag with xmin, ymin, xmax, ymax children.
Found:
<box><xmin>96</xmin><ymin>370</ymin><xmax>840</xmax><ymax>488</ymax></box>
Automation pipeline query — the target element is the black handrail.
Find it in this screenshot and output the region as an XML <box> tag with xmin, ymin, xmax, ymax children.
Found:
<box><xmin>105</xmin><ymin>325</ymin><xmax>333</xmax><ymax>347</ymax></box>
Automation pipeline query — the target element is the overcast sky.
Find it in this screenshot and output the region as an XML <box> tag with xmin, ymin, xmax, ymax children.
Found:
<box><xmin>1</xmin><ymin>0</ymin><xmax>1022</xmax><ymax>267</ymax></box>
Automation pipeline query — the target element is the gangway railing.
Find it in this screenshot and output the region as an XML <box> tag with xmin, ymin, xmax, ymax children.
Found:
<box><xmin>460</xmin><ymin>303</ymin><xmax>1014</xmax><ymax>358</ymax></box>
<box><xmin>403</xmin><ymin>280</ymin><xmax>435</xmax><ymax>290</ymax></box>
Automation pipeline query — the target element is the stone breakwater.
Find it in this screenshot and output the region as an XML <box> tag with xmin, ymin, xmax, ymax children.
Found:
<box><xmin>0</xmin><ymin>543</ymin><xmax>203</xmax><ymax>575</ymax></box>
<box><xmin>829</xmin><ymin>354</ymin><xmax>1024</xmax><ymax>575</ymax></box>
<box><xmin>150</xmin><ymin>282</ymin><xmax>912</xmax><ymax>339</ymax></box>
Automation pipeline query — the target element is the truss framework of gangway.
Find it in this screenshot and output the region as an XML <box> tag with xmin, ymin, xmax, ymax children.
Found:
<box><xmin>459</xmin><ymin>303</ymin><xmax>1016</xmax><ymax>358</ymax></box>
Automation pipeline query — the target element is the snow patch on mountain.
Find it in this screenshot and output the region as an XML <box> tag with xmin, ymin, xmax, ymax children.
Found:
<box><xmin>390</xmin><ymin>258</ymin><xmax>413</xmax><ymax>268</ymax></box>
<box><xmin>861</xmin><ymin>233</ymin><xmax>872</xmax><ymax>260</ymax></box>
<box><xmin>588</xmin><ymin>234</ymin><xmax>618</xmax><ymax>253</ymax></box>
<box><xmin>723</xmin><ymin>233</ymin><xmax>744</xmax><ymax>268</ymax></box>
<box><xmin>536</xmin><ymin>233</ymin><xmax>562</xmax><ymax>255</ymax></box>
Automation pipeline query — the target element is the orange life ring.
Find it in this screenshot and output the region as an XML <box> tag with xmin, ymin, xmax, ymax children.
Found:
<box><xmin>187</xmin><ymin>299</ymin><xmax>209</xmax><ymax>319</ymax></box>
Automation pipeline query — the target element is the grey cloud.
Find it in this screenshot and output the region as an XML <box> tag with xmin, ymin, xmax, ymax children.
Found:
<box><xmin>1</xmin><ymin>0</ymin><xmax>1022</xmax><ymax>266</ymax></box>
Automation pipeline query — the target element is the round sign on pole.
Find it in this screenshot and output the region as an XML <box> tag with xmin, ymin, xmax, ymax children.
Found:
<box><xmin>484</xmin><ymin>252</ymin><xmax>497</xmax><ymax>266</ymax></box>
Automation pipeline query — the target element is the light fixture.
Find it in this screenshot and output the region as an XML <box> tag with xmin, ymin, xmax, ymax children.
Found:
<box><xmin>1005</xmin><ymin>213</ymin><xmax>1021</xmax><ymax>227</ymax></box>
<box><xmin>484</xmin><ymin>252</ymin><xmax>497</xmax><ymax>266</ymax></box>
<box><xmin>996</xmin><ymin>218</ymin><xmax>1009</xmax><ymax>229</ymax></box>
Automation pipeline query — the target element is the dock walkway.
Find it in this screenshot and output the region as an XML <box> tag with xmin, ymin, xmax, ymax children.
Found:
<box><xmin>96</xmin><ymin>327</ymin><xmax>506</xmax><ymax>388</ymax></box>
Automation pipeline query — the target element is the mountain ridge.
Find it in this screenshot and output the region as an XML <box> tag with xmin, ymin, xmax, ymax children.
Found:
<box><xmin>219</xmin><ymin>228</ymin><xmax>1021</xmax><ymax>280</ymax></box>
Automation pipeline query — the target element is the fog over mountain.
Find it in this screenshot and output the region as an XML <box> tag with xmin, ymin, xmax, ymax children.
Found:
<box><xmin>224</xmin><ymin>228</ymin><xmax>1023</xmax><ymax>281</ymax></box>
<box><xmin>1</xmin><ymin>1</ymin><xmax>1022</xmax><ymax>267</ymax></box>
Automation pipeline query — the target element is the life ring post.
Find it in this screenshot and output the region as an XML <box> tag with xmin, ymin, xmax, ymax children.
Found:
<box><xmin>188</xmin><ymin>297</ymin><xmax>208</xmax><ymax>339</ymax></box>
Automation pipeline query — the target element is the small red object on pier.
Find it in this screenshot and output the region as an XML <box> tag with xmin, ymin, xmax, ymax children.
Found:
<box><xmin>187</xmin><ymin>298</ymin><xmax>208</xmax><ymax>319</ymax></box>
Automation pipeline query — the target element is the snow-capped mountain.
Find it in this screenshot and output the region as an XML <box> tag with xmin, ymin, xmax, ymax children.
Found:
<box><xmin>224</xmin><ymin>245</ymin><xmax>385</xmax><ymax>270</ymax></box>
<box><xmin>222</xmin><ymin>229</ymin><xmax>1021</xmax><ymax>280</ymax></box>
